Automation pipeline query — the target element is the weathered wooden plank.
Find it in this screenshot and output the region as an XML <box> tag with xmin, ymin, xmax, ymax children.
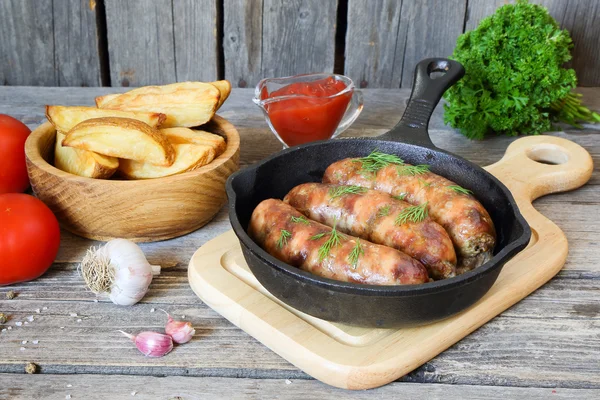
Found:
<box><xmin>0</xmin><ymin>0</ymin><xmax>55</xmax><ymax>86</ymax></box>
<box><xmin>223</xmin><ymin>0</ymin><xmax>264</xmax><ymax>88</ymax></box>
<box><xmin>396</xmin><ymin>0</ymin><xmax>467</xmax><ymax>88</ymax></box>
<box><xmin>52</xmin><ymin>0</ymin><xmax>102</xmax><ymax>86</ymax></box>
<box><xmin>344</xmin><ymin>0</ymin><xmax>403</xmax><ymax>88</ymax></box>
<box><xmin>0</xmin><ymin>291</ymin><xmax>599</xmax><ymax>387</ymax></box>
<box><xmin>465</xmin><ymin>0</ymin><xmax>600</xmax><ymax>86</ymax></box>
<box><xmin>173</xmin><ymin>0</ymin><xmax>219</xmax><ymax>82</ymax></box>
<box><xmin>2</xmin><ymin>375</ymin><xmax>599</xmax><ymax>400</ymax></box>
<box><xmin>104</xmin><ymin>0</ymin><xmax>176</xmax><ymax>86</ymax></box>
<box><xmin>261</xmin><ymin>0</ymin><xmax>337</xmax><ymax>78</ymax></box>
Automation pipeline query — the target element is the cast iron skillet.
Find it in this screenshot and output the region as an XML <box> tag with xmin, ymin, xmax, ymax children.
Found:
<box><xmin>226</xmin><ymin>58</ymin><xmax>531</xmax><ymax>328</ymax></box>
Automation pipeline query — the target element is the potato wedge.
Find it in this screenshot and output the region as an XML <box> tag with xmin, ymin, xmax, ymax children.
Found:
<box><xmin>118</xmin><ymin>143</ymin><xmax>216</xmax><ymax>179</ymax></box>
<box><xmin>161</xmin><ymin>127</ymin><xmax>226</xmax><ymax>156</ymax></box>
<box><xmin>210</xmin><ymin>80</ymin><xmax>231</xmax><ymax>110</ymax></box>
<box><xmin>46</xmin><ymin>105</ymin><xmax>166</xmax><ymax>132</ymax></box>
<box><xmin>63</xmin><ymin>117</ymin><xmax>175</xmax><ymax>166</ymax></box>
<box><xmin>95</xmin><ymin>82</ymin><xmax>221</xmax><ymax>128</ymax></box>
<box><xmin>54</xmin><ymin>131</ymin><xmax>118</xmax><ymax>179</ymax></box>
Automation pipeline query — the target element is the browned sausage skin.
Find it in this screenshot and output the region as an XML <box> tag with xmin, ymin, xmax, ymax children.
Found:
<box><xmin>283</xmin><ymin>183</ymin><xmax>456</xmax><ymax>280</ymax></box>
<box><xmin>248</xmin><ymin>199</ymin><xmax>429</xmax><ymax>285</ymax></box>
<box><xmin>323</xmin><ymin>157</ymin><xmax>496</xmax><ymax>271</ymax></box>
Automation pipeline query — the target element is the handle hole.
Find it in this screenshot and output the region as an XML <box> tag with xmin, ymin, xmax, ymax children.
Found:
<box><xmin>427</xmin><ymin>60</ymin><xmax>450</xmax><ymax>80</ymax></box>
<box><xmin>526</xmin><ymin>144</ymin><xmax>570</xmax><ymax>165</ymax></box>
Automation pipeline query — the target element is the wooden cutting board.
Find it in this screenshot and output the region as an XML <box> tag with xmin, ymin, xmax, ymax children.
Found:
<box><xmin>188</xmin><ymin>135</ymin><xmax>593</xmax><ymax>390</ymax></box>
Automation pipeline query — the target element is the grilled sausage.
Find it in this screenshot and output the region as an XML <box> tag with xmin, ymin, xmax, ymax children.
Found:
<box><xmin>323</xmin><ymin>158</ymin><xmax>496</xmax><ymax>271</ymax></box>
<box><xmin>283</xmin><ymin>183</ymin><xmax>456</xmax><ymax>280</ymax></box>
<box><xmin>249</xmin><ymin>199</ymin><xmax>429</xmax><ymax>285</ymax></box>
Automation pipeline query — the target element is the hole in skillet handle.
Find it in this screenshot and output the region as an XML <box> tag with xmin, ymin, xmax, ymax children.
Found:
<box><xmin>378</xmin><ymin>58</ymin><xmax>465</xmax><ymax>148</ymax></box>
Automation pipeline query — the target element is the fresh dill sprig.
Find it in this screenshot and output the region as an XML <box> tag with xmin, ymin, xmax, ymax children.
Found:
<box><xmin>348</xmin><ymin>239</ymin><xmax>364</xmax><ymax>268</ymax></box>
<box><xmin>396</xmin><ymin>164</ymin><xmax>430</xmax><ymax>176</ymax></box>
<box><xmin>377</xmin><ymin>204</ymin><xmax>391</xmax><ymax>217</ymax></box>
<box><xmin>329</xmin><ymin>185</ymin><xmax>368</xmax><ymax>199</ymax></box>
<box><xmin>310</xmin><ymin>225</ymin><xmax>346</xmax><ymax>262</ymax></box>
<box><xmin>310</xmin><ymin>232</ymin><xmax>326</xmax><ymax>240</ymax></box>
<box><xmin>355</xmin><ymin>150</ymin><xmax>404</xmax><ymax>173</ymax></box>
<box><xmin>277</xmin><ymin>229</ymin><xmax>292</xmax><ymax>249</ymax></box>
<box><xmin>291</xmin><ymin>215</ymin><xmax>310</xmax><ymax>225</ymax></box>
<box><xmin>395</xmin><ymin>202</ymin><xmax>429</xmax><ymax>225</ymax></box>
<box><xmin>392</xmin><ymin>193</ymin><xmax>407</xmax><ymax>201</ymax></box>
<box><xmin>447</xmin><ymin>185</ymin><xmax>473</xmax><ymax>195</ymax></box>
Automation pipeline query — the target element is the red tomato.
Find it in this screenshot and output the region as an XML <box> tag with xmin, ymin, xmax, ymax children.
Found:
<box><xmin>0</xmin><ymin>194</ymin><xmax>60</xmax><ymax>285</ymax></box>
<box><xmin>0</xmin><ymin>114</ymin><xmax>31</xmax><ymax>194</ymax></box>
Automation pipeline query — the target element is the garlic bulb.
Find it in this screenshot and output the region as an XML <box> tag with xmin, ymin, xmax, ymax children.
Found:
<box><xmin>80</xmin><ymin>239</ymin><xmax>161</xmax><ymax>306</ymax></box>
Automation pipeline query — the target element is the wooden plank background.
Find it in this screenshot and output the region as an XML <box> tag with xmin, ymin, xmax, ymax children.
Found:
<box><xmin>1</xmin><ymin>0</ymin><xmax>599</xmax><ymax>87</ymax></box>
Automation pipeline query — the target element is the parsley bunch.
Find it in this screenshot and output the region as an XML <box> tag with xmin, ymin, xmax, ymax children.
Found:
<box><xmin>444</xmin><ymin>0</ymin><xmax>600</xmax><ymax>140</ymax></box>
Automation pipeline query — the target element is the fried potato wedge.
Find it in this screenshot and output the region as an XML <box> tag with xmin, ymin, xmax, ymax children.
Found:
<box><xmin>46</xmin><ymin>105</ymin><xmax>166</xmax><ymax>132</ymax></box>
<box><xmin>54</xmin><ymin>131</ymin><xmax>118</xmax><ymax>179</ymax></box>
<box><xmin>210</xmin><ymin>80</ymin><xmax>231</xmax><ymax>110</ymax></box>
<box><xmin>118</xmin><ymin>143</ymin><xmax>216</xmax><ymax>179</ymax></box>
<box><xmin>161</xmin><ymin>127</ymin><xmax>226</xmax><ymax>156</ymax></box>
<box><xmin>95</xmin><ymin>82</ymin><xmax>221</xmax><ymax>128</ymax></box>
<box><xmin>63</xmin><ymin>117</ymin><xmax>175</xmax><ymax>166</ymax></box>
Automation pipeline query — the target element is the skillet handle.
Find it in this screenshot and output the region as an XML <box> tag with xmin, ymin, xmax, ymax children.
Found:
<box><xmin>378</xmin><ymin>58</ymin><xmax>465</xmax><ymax>147</ymax></box>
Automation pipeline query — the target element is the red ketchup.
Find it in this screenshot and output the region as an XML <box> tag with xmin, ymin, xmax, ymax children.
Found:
<box><xmin>260</xmin><ymin>77</ymin><xmax>353</xmax><ymax>147</ymax></box>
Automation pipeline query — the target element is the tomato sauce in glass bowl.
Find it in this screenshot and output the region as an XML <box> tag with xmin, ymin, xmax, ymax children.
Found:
<box><xmin>254</xmin><ymin>74</ymin><xmax>363</xmax><ymax>147</ymax></box>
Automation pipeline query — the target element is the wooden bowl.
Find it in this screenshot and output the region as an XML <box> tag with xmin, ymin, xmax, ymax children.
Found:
<box><xmin>24</xmin><ymin>115</ymin><xmax>240</xmax><ymax>242</ymax></box>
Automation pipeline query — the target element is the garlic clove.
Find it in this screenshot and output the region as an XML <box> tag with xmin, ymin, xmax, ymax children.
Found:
<box><xmin>162</xmin><ymin>310</ymin><xmax>196</xmax><ymax>344</ymax></box>
<box><xmin>119</xmin><ymin>330</ymin><xmax>173</xmax><ymax>357</ymax></box>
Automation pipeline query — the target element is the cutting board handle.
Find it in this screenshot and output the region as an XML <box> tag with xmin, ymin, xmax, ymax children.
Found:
<box><xmin>485</xmin><ymin>135</ymin><xmax>593</xmax><ymax>202</ymax></box>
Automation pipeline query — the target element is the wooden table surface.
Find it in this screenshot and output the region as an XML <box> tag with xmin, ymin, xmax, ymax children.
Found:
<box><xmin>0</xmin><ymin>87</ymin><xmax>599</xmax><ymax>400</ymax></box>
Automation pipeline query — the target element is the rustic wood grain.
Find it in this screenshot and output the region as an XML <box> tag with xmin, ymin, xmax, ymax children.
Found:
<box><xmin>52</xmin><ymin>0</ymin><xmax>102</xmax><ymax>86</ymax></box>
<box><xmin>344</xmin><ymin>0</ymin><xmax>403</xmax><ymax>88</ymax></box>
<box><xmin>223</xmin><ymin>0</ymin><xmax>264</xmax><ymax>88</ymax></box>
<box><xmin>465</xmin><ymin>0</ymin><xmax>600</xmax><ymax>87</ymax></box>
<box><xmin>396</xmin><ymin>0</ymin><xmax>468</xmax><ymax>88</ymax></box>
<box><xmin>0</xmin><ymin>87</ymin><xmax>599</xmax><ymax>392</ymax></box>
<box><xmin>1</xmin><ymin>375</ymin><xmax>599</xmax><ymax>400</ymax></box>
<box><xmin>261</xmin><ymin>0</ymin><xmax>338</xmax><ymax>78</ymax></box>
<box><xmin>173</xmin><ymin>0</ymin><xmax>219</xmax><ymax>82</ymax></box>
<box><xmin>0</xmin><ymin>0</ymin><xmax>55</xmax><ymax>86</ymax></box>
<box><xmin>104</xmin><ymin>0</ymin><xmax>176</xmax><ymax>86</ymax></box>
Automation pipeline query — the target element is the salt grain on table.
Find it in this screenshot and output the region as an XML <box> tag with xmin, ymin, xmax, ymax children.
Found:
<box><xmin>19</xmin><ymin>347</ymin><xmax>25</xmax><ymax>351</ymax></box>
<box><xmin>150</xmin><ymin>308</ymin><xmax>155</xmax><ymax>313</ymax></box>
<box><xmin>69</xmin><ymin>313</ymin><xmax>77</xmax><ymax>317</ymax></box>
<box><xmin>42</xmin><ymin>307</ymin><xmax>48</xmax><ymax>310</ymax></box>
<box><xmin>33</xmin><ymin>340</ymin><xmax>39</xmax><ymax>344</ymax></box>
<box><xmin>21</xmin><ymin>340</ymin><xmax>27</xmax><ymax>344</ymax></box>
<box><xmin>131</xmin><ymin>391</ymin><xmax>137</xmax><ymax>396</ymax></box>
<box><xmin>15</xmin><ymin>322</ymin><xmax>22</xmax><ymax>326</ymax></box>
<box><xmin>24</xmin><ymin>321</ymin><xmax>28</xmax><ymax>325</ymax></box>
<box><xmin>27</xmin><ymin>316</ymin><xmax>34</xmax><ymax>322</ymax></box>
<box><xmin>1</xmin><ymin>329</ymin><xmax>6</xmax><ymax>332</ymax></box>
<box><xmin>66</xmin><ymin>384</ymin><xmax>72</xmax><ymax>388</ymax></box>
<box><xmin>66</xmin><ymin>395</ymin><xmax>71</xmax><ymax>399</ymax></box>
<box><xmin>285</xmin><ymin>379</ymin><xmax>292</xmax><ymax>384</ymax></box>
<box><xmin>7</xmin><ymin>326</ymin><xmax>12</xmax><ymax>330</ymax></box>
<box><xmin>76</xmin><ymin>319</ymin><xmax>82</xmax><ymax>323</ymax></box>
<box><xmin>35</xmin><ymin>309</ymin><xmax>40</xmax><ymax>314</ymax></box>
